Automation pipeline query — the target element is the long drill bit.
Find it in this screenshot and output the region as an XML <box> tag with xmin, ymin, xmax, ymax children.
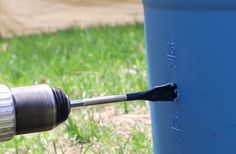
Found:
<box><xmin>70</xmin><ymin>83</ymin><xmax>178</xmax><ymax>107</ymax></box>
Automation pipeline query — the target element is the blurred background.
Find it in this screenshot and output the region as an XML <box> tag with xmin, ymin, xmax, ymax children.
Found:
<box><xmin>0</xmin><ymin>0</ymin><xmax>143</xmax><ymax>37</ymax></box>
<box><xmin>0</xmin><ymin>0</ymin><xmax>151</xmax><ymax>153</ymax></box>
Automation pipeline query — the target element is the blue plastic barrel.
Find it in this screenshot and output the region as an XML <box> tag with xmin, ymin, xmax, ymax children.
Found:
<box><xmin>143</xmin><ymin>0</ymin><xmax>236</xmax><ymax>154</ymax></box>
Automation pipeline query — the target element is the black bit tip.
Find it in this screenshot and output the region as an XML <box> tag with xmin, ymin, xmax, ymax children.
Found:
<box><xmin>126</xmin><ymin>83</ymin><xmax>178</xmax><ymax>102</ymax></box>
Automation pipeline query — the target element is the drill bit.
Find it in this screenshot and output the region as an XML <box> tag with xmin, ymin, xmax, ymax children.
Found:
<box><xmin>70</xmin><ymin>83</ymin><xmax>178</xmax><ymax>107</ymax></box>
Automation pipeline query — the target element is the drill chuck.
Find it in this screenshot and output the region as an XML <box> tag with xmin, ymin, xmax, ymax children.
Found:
<box><xmin>0</xmin><ymin>84</ymin><xmax>70</xmax><ymax>141</ymax></box>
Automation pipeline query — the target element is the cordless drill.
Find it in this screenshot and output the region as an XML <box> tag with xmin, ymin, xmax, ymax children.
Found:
<box><xmin>0</xmin><ymin>83</ymin><xmax>178</xmax><ymax>141</ymax></box>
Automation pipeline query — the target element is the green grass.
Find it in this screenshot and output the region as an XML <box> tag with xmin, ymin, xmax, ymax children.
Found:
<box><xmin>0</xmin><ymin>24</ymin><xmax>152</xmax><ymax>154</ymax></box>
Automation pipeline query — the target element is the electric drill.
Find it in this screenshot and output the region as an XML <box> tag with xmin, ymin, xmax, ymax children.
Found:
<box><xmin>0</xmin><ymin>83</ymin><xmax>178</xmax><ymax>142</ymax></box>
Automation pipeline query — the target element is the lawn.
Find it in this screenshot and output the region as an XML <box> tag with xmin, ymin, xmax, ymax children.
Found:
<box><xmin>0</xmin><ymin>24</ymin><xmax>152</xmax><ymax>154</ymax></box>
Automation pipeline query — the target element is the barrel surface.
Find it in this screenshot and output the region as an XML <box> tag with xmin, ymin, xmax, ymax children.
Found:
<box><xmin>143</xmin><ymin>0</ymin><xmax>236</xmax><ymax>153</ymax></box>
